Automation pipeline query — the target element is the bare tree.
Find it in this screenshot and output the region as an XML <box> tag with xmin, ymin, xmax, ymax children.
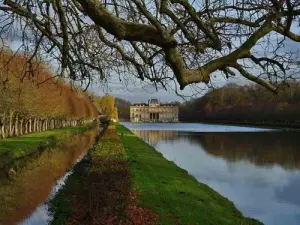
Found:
<box><xmin>0</xmin><ymin>0</ymin><xmax>300</xmax><ymax>93</ymax></box>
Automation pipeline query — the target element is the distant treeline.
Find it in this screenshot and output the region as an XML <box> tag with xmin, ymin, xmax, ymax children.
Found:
<box><xmin>0</xmin><ymin>51</ymin><xmax>98</xmax><ymax>139</ymax></box>
<box><xmin>180</xmin><ymin>83</ymin><xmax>300</xmax><ymax>125</ymax></box>
<box><xmin>115</xmin><ymin>98</ymin><xmax>131</xmax><ymax>121</ymax></box>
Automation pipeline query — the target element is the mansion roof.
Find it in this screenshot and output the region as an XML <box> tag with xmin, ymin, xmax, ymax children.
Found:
<box><xmin>132</xmin><ymin>99</ymin><xmax>178</xmax><ymax>107</ymax></box>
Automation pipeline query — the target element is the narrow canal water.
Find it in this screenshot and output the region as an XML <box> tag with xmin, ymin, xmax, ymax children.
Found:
<box><xmin>123</xmin><ymin>122</ymin><xmax>300</xmax><ymax>225</ymax></box>
<box><xmin>0</xmin><ymin>128</ymin><xmax>98</xmax><ymax>225</ymax></box>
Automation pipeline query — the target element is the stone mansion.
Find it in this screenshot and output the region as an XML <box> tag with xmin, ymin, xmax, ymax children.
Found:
<box><xmin>130</xmin><ymin>99</ymin><xmax>179</xmax><ymax>122</ymax></box>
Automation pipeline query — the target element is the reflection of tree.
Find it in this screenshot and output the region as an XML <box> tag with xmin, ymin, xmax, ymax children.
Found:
<box><xmin>133</xmin><ymin>130</ymin><xmax>300</xmax><ymax>169</ymax></box>
<box><xmin>188</xmin><ymin>132</ymin><xmax>300</xmax><ymax>169</ymax></box>
<box><xmin>275</xmin><ymin>176</ymin><xmax>300</xmax><ymax>208</ymax></box>
<box><xmin>133</xmin><ymin>130</ymin><xmax>179</xmax><ymax>147</ymax></box>
<box><xmin>0</xmin><ymin>129</ymin><xmax>98</xmax><ymax>225</ymax></box>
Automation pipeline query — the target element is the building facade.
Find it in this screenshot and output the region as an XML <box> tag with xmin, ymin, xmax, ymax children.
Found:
<box><xmin>130</xmin><ymin>99</ymin><xmax>179</xmax><ymax>122</ymax></box>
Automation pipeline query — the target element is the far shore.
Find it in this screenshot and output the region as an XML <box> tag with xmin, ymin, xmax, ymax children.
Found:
<box><xmin>121</xmin><ymin>120</ymin><xmax>300</xmax><ymax>130</ymax></box>
<box><xmin>188</xmin><ymin>120</ymin><xmax>300</xmax><ymax>130</ymax></box>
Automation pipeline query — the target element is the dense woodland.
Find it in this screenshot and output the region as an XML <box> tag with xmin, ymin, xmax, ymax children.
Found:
<box><xmin>0</xmin><ymin>51</ymin><xmax>98</xmax><ymax>139</ymax></box>
<box><xmin>180</xmin><ymin>82</ymin><xmax>300</xmax><ymax>124</ymax></box>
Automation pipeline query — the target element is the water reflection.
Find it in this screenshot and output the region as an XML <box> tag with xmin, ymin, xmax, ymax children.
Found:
<box><xmin>0</xmin><ymin>129</ymin><xmax>98</xmax><ymax>225</ymax></box>
<box><xmin>134</xmin><ymin>130</ymin><xmax>179</xmax><ymax>147</ymax></box>
<box><xmin>132</xmin><ymin>128</ymin><xmax>300</xmax><ymax>225</ymax></box>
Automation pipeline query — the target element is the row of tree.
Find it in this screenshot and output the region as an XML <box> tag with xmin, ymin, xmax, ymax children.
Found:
<box><xmin>0</xmin><ymin>51</ymin><xmax>98</xmax><ymax>139</ymax></box>
<box><xmin>90</xmin><ymin>94</ymin><xmax>119</xmax><ymax>122</ymax></box>
<box><xmin>180</xmin><ymin>82</ymin><xmax>300</xmax><ymax>124</ymax></box>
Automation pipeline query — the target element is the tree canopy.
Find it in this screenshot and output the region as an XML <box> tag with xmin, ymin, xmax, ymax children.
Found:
<box><xmin>0</xmin><ymin>1</ymin><xmax>300</xmax><ymax>93</ymax></box>
<box><xmin>180</xmin><ymin>81</ymin><xmax>300</xmax><ymax>123</ymax></box>
<box><xmin>0</xmin><ymin>50</ymin><xmax>97</xmax><ymax>119</ymax></box>
<box><xmin>92</xmin><ymin>94</ymin><xmax>119</xmax><ymax>121</ymax></box>
<box><xmin>0</xmin><ymin>50</ymin><xmax>97</xmax><ymax>138</ymax></box>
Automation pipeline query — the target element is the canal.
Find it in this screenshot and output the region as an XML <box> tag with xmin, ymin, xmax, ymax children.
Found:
<box><xmin>124</xmin><ymin>122</ymin><xmax>300</xmax><ymax>225</ymax></box>
<box><xmin>0</xmin><ymin>128</ymin><xmax>98</xmax><ymax>225</ymax></box>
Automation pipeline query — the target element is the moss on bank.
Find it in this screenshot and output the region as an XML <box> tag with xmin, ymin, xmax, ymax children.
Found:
<box><xmin>116</xmin><ymin>124</ymin><xmax>263</xmax><ymax>225</ymax></box>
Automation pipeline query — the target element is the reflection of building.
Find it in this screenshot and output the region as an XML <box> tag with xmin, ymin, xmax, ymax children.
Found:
<box><xmin>133</xmin><ymin>130</ymin><xmax>179</xmax><ymax>146</ymax></box>
<box><xmin>130</xmin><ymin>99</ymin><xmax>179</xmax><ymax>122</ymax></box>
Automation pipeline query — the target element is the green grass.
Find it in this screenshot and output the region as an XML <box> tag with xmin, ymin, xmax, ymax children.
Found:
<box><xmin>116</xmin><ymin>124</ymin><xmax>263</xmax><ymax>225</ymax></box>
<box><xmin>0</xmin><ymin>124</ymin><xmax>94</xmax><ymax>169</ymax></box>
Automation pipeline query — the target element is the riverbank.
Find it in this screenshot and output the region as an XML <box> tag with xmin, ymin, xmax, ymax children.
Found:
<box><xmin>49</xmin><ymin>123</ymin><xmax>262</xmax><ymax>224</ymax></box>
<box><xmin>185</xmin><ymin>120</ymin><xmax>300</xmax><ymax>130</ymax></box>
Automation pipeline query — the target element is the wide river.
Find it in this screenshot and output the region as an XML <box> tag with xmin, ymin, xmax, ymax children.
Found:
<box><xmin>123</xmin><ymin>122</ymin><xmax>300</xmax><ymax>225</ymax></box>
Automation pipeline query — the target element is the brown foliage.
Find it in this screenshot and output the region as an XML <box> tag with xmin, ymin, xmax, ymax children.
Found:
<box><xmin>93</xmin><ymin>95</ymin><xmax>118</xmax><ymax>121</ymax></box>
<box><xmin>0</xmin><ymin>50</ymin><xmax>97</xmax><ymax>119</ymax></box>
<box><xmin>0</xmin><ymin>50</ymin><xmax>98</xmax><ymax>138</ymax></box>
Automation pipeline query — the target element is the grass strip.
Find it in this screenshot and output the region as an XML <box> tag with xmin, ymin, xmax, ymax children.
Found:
<box><xmin>49</xmin><ymin>125</ymin><xmax>157</xmax><ymax>225</ymax></box>
<box><xmin>0</xmin><ymin>124</ymin><xmax>94</xmax><ymax>170</ymax></box>
<box><xmin>116</xmin><ymin>123</ymin><xmax>263</xmax><ymax>225</ymax></box>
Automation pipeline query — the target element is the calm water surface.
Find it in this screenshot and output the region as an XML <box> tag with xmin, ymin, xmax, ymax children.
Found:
<box><xmin>0</xmin><ymin>128</ymin><xmax>98</xmax><ymax>225</ymax></box>
<box><xmin>123</xmin><ymin>122</ymin><xmax>300</xmax><ymax>225</ymax></box>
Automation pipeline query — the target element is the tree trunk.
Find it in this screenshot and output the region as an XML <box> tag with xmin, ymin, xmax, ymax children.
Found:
<box><xmin>38</xmin><ymin>119</ymin><xmax>41</xmax><ymax>132</ymax></box>
<box><xmin>36</xmin><ymin>119</ymin><xmax>39</xmax><ymax>132</ymax></box>
<box><xmin>9</xmin><ymin>111</ymin><xmax>14</xmax><ymax>137</ymax></box>
<box><xmin>41</xmin><ymin>120</ymin><xmax>43</xmax><ymax>131</ymax></box>
<box><xmin>2</xmin><ymin>112</ymin><xmax>6</xmax><ymax>139</ymax></box>
<box><xmin>1</xmin><ymin>124</ymin><xmax>5</xmax><ymax>139</ymax></box>
<box><xmin>25</xmin><ymin>120</ymin><xmax>28</xmax><ymax>134</ymax></box>
<box><xmin>0</xmin><ymin>117</ymin><xmax>2</xmax><ymax>139</ymax></box>
<box><xmin>15</xmin><ymin>114</ymin><xmax>19</xmax><ymax>137</ymax></box>
<box><xmin>37</xmin><ymin>118</ymin><xmax>40</xmax><ymax>132</ymax></box>
<box><xmin>0</xmin><ymin>114</ymin><xmax>3</xmax><ymax>139</ymax></box>
<box><xmin>20</xmin><ymin>118</ymin><xmax>24</xmax><ymax>136</ymax></box>
<box><xmin>33</xmin><ymin>118</ymin><xmax>37</xmax><ymax>133</ymax></box>
<box><xmin>29</xmin><ymin>119</ymin><xmax>32</xmax><ymax>133</ymax></box>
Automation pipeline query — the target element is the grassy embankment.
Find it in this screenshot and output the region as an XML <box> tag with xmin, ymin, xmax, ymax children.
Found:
<box><xmin>49</xmin><ymin>123</ymin><xmax>262</xmax><ymax>225</ymax></box>
<box><xmin>0</xmin><ymin>124</ymin><xmax>94</xmax><ymax>170</ymax></box>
